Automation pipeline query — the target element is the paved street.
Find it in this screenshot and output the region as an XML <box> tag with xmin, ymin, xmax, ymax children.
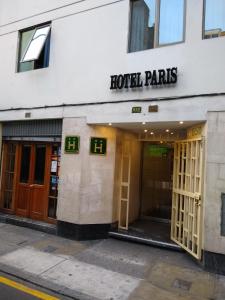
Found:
<box><xmin>0</xmin><ymin>223</ymin><xmax>224</xmax><ymax>300</ymax></box>
<box><xmin>0</xmin><ymin>282</ymin><xmax>38</xmax><ymax>300</ymax></box>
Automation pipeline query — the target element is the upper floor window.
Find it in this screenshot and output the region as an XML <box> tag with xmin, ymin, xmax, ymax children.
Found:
<box><xmin>129</xmin><ymin>0</ymin><xmax>185</xmax><ymax>53</ymax></box>
<box><xmin>18</xmin><ymin>23</ymin><xmax>51</xmax><ymax>72</ymax></box>
<box><xmin>203</xmin><ymin>0</ymin><xmax>225</xmax><ymax>39</ymax></box>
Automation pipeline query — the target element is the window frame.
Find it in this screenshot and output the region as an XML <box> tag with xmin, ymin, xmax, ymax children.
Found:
<box><xmin>21</xmin><ymin>25</ymin><xmax>51</xmax><ymax>63</ymax></box>
<box><xmin>17</xmin><ymin>22</ymin><xmax>51</xmax><ymax>72</ymax></box>
<box><xmin>128</xmin><ymin>0</ymin><xmax>186</xmax><ymax>53</ymax></box>
<box><xmin>202</xmin><ymin>0</ymin><xmax>225</xmax><ymax>40</ymax></box>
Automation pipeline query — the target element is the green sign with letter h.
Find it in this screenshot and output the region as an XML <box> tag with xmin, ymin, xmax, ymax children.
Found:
<box><xmin>65</xmin><ymin>136</ymin><xmax>80</xmax><ymax>153</ymax></box>
<box><xmin>90</xmin><ymin>137</ymin><xmax>107</xmax><ymax>155</ymax></box>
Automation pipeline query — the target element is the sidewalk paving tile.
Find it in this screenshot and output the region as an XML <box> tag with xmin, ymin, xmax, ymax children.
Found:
<box><xmin>147</xmin><ymin>262</ymin><xmax>217</xmax><ymax>299</ymax></box>
<box><xmin>0</xmin><ymin>246</ymin><xmax>67</xmax><ymax>275</ymax></box>
<box><xmin>41</xmin><ymin>258</ymin><xmax>140</xmax><ymax>300</ymax></box>
<box><xmin>129</xmin><ymin>280</ymin><xmax>208</xmax><ymax>300</ymax></box>
<box><xmin>29</xmin><ymin>237</ymin><xmax>87</xmax><ymax>256</ymax></box>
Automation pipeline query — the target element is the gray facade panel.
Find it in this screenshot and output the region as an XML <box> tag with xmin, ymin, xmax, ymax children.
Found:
<box><xmin>2</xmin><ymin>119</ymin><xmax>62</xmax><ymax>138</ymax></box>
<box><xmin>221</xmin><ymin>193</ymin><xmax>225</xmax><ymax>236</ymax></box>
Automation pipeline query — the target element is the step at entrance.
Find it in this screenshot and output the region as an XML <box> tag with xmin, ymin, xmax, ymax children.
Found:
<box><xmin>109</xmin><ymin>230</ymin><xmax>182</xmax><ymax>251</ymax></box>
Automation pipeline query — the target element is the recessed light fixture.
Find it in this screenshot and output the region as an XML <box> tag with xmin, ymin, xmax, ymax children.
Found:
<box><xmin>142</xmin><ymin>122</ymin><xmax>146</xmax><ymax>125</ymax></box>
<box><xmin>150</xmin><ymin>132</ymin><xmax>154</xmax><ymax>135</ymax></box>
<box><xmin>166</xmin><ymin>129</ymin><xmax>170</xmax><ymax>132</ymax></box>
<box><xmin>179</xmin><ymin>121</ymin><xmax>184</xmax><ymax>124</ymax></box>
<box><xmin>144</xmin><ymin>129</ymin><xmax>148</xmax><ymax>133</ymax></box>
<box><xmin>109</xmin><ymin>123</ymin><xmax>112</xmax><ymax>126</ymax></box>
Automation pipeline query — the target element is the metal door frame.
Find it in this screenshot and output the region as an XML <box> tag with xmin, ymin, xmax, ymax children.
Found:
<box><xmin>118</xmin><ymin>140</ymin><xmax>131</xmax><ymax>230</ymax></box>
<box><xmin>171</xmin><ymin>138</ymin><xmax>204</xmax><ymax>259</ymax></box>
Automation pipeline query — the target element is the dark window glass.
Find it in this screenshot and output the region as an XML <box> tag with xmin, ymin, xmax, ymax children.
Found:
<box><xmin>129</xmin><ymin>0</ymin><xmax>185</xmax><ymax>52</ymax></box>
<box><xmin>204</xmin><ymin>0</ymin><xmax>225</xmax><ymax>39</ymax></box>
<box><xmin>48</xmin><ymin>197</ymin><xmax>57</xmax><ymax>219</ymax></box>
<box><xmin>20</xmin><ymin>145</ymin><xmax>31</xmax><ymax>183</ymax></box>
<box><xmin>159</xmin><ymin>0</ymin><xmax>184</xmax><ymax>45</ymax></box>
<box><xmin>18</xmin><ymin>29</ymin><xmax>35</xmax><ymax>72</ymax></box>
<box><xmin>34</xmin><ymin>145</ymin><xmax>46</xmax><ymax>185</ymax></box>
<box><xmin>129</xmin><ymin>0</ymin><xmax>156</xmax><ymax>52</ymax></box>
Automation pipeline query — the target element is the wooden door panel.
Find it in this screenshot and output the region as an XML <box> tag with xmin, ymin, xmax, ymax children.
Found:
<box><xmin>16</xmin><ymin>185</ymin><xmax>31</xmax><ymax>216</ymax></box>
<box><xmin>30</xmin><ymin>186</ymin><xmax>46</xmax><ymax>220</ymax></box>
<box><xmin>15</xmin><ymin>143</ymin><xmax>52</xmax><ymax>222</ymax></box>
<box><xmin>30</xmin><ymin>144</ymin><xmax>50</xmax><ymax>221</ymax></box>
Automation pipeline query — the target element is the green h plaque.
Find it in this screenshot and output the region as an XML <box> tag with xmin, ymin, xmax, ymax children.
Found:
<box><xmin>90</xmin><ymin>137</ymin><xmax>107</xmax><ymax>155</ymax></box>
<box><xmin>65</xmin><ymin>136</ymin><xmax>80</xmax><ymax>153</ymax></box>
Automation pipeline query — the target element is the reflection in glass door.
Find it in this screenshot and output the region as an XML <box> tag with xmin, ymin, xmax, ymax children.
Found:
<box><xmin>34</xmin><ymin>145</ymin><xmax>46</xmax><ymax>185</ymax></box>
<box><xmin>20</xmin><ymin>145</ymin><xmax>31</xmax><ymax>183</ymax></box>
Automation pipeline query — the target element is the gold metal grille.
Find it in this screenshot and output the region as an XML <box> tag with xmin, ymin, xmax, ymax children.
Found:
<box><xmin>118</xmin><ymin>140</ymin><xmax>131</xmax><ymax>230</ymax></box>
<box><xmin>171</xmin><ymin>138</ymin><xmax>203</xmax><ymax>259</ymax></box>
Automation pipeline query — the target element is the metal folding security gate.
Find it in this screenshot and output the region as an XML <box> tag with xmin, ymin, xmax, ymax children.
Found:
<box><xmin>118</xmin><ymin>140</ymin><xmax>131</xmax><ymax>230</ymax></box>
<box><xmin>171</xmin><ymin>138</ymin><xmax>203</xmax><ymax>259</ymax></box>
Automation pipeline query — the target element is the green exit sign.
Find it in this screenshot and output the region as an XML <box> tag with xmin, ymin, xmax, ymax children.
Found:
<box><xmin>90</xmin><ymin>137</ymin><xmax>107</xmax><ymax>155</ymax></box>
<box><xmin>65</xmin><ymin>136</ymin><xmax>80</xmax><ymax>153</ymax></box>
<box><xmin>132</xmin><ymin>106</ymin><xmax>142</xmax><ymax>113</ymax></box>
<box><xmin>148</xmin><ymin>145</ymin><xmax>168</xmax><ymax>157</ymax></box>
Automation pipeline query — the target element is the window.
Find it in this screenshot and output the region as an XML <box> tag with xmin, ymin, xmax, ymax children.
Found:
<box><xmin>203</xmin><ymin>0</ymin><xmax>225</xmax><ymax>39</ymax></box>
<box><xmin>129</xmin><ymin>0</ymin><xmax>185</xmax><ymax>53</ymax></box>
<box><xmin>2</xmin><ymin>143</ymin><xmax>16</xmax><ymax>210</ymax></box>
<box><xmin>18</xmin><ymin>23</ymin><xmax>51</xmax><ymax>72</ymax></box>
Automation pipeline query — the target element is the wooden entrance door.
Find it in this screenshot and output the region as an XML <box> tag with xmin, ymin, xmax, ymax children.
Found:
<box><xmin>16</xmin><ymin>143</ymin><xmax>51</xmax><ymax>221</ymax></box>
<box><xmin>171</xmin><ymin>138</ymin><xmax>203</xmax><ymax>259</ymax></box>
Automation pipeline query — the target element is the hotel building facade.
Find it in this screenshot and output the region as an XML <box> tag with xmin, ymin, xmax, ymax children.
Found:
<box><xmin>0</xmin><ymin>0</ymin><xmax>225</xmax><ymax>274</ymax></box>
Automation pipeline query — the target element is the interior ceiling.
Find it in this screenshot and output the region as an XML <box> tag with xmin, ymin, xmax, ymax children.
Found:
<box><xmin>100</xmin><ymin>121</ymin><xmax>204</xmax><ymax>134</ymax></box>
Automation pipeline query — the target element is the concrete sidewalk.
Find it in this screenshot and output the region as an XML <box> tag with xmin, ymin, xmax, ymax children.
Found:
<box><xmin>0</xmin><ymin>223</ymin><xmax>224</xmax><ymax>300</ymax></box>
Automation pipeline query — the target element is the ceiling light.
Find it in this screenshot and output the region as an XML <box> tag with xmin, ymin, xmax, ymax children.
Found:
<box><xmin>150</xmin><ymin>132</ymin><xmax>154</xmax><ymax>135</ymax></box>
<box><xmin>171</xmin><ymin>132</ymin><xmax>174</xmax><ymax>135</ymax></box>
<box><xmin>144</xmin><ymin>129</ymin><xmax>148</xmax><ymax>133</ymax></box>
<box><xmin>179</xmin><ymin>121</ymin><xmax>184</xmax><ymax>124</ymax></box>
<box><xmin>166</xmin><ymin>129</ymin><xmax>170</xmax><ymax>132</ymax></box>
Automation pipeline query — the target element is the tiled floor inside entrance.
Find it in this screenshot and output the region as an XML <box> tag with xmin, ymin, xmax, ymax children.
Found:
<box><xmin>129</xmin><ymin>219</ymin><xmax>172</xmax><ymax>244</ymax></box>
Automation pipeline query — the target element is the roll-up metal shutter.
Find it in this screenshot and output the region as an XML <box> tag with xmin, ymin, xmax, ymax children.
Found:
<box><xmin>2</xmin><ymin>119</ymin><xmax>62</xmax><ymax>141</ymax></box>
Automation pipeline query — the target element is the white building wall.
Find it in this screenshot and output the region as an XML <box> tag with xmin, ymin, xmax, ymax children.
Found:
<box><xmin>204</xmin><ymin>112</ymin><xmax>225</xmax><ymax>254</ymax></box>
<box><xmin>58</xmin><ymin>117</ymin><xmax>117</xmax><ymax>224</ymax></box>
<box><xmin>0</xmin><ymin>0</ymin><xmax>224</xmax><ymax>115</ymax></box>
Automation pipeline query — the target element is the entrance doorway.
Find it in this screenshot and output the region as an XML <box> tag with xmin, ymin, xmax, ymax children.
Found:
<box><xmin>0</xmin><ymin>142</ymin><xmax>61</xmax><ymax>223</ymax></box>
<box><xmin>117</xmin><ymin>135</ymin><xmax>203</xmax><ymax>259</ymax></box>
<box><xmin>129</xmin><ymin>142</ymin><xmax>174</xmax><ymax>244</ymax></box>
<box><xmin>141</xmin><ymin>143</ymin><xmax>173</xmax><ymax>220</ymax></box>
<box><xmin>16</xmin><ymin>143</ymin><xmax>50</xmax><ymax>220</ymax></box>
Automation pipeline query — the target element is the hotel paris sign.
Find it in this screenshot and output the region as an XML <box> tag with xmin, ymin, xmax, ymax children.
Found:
<box><xmin>110</xmin><ymin>67</ymin><xmax>178</xmax><ymax>90</ymax></box>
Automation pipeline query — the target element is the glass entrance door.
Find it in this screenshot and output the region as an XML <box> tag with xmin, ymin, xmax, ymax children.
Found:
<box><xmin>16</xmin><ymin>143</ymin><xmax>50</xmax><ymax>220</ymax></box>
<box><xmin>141</xmin><ymin>143</ymin><xmax>173</xmax><ymax>220</ymax></box>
